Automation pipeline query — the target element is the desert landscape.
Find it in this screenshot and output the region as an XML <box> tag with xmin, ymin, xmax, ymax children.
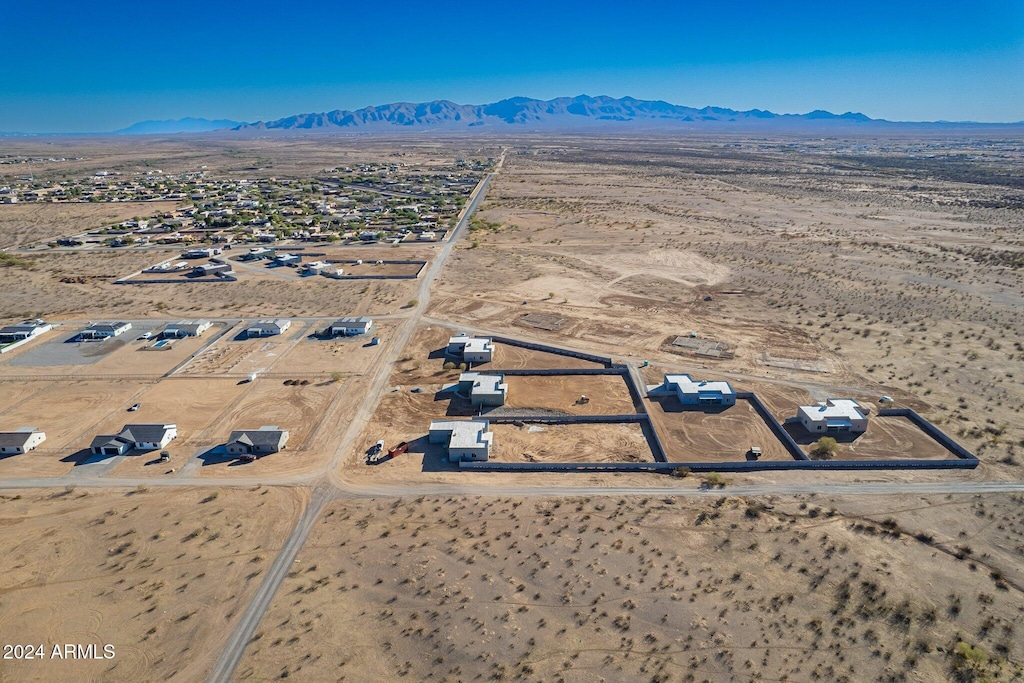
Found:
<box><xmin>1</xmin><ymin>131</ymin><xmax>1021</xmax><ymax>682</ymax></box>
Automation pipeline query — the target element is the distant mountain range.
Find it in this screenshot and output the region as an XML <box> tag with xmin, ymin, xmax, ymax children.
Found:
<box><xmin>233</xmin><ymin>95</ymin><xmax>884</xmax><ymax>132</ymax></box>
<box><xmin>49</xmin><ymin>96</ymin><xmax>1023</xmax><ymax>135</ymax></box>
<box><xmin>115</xmin><ymin>117</ymin><xmax>243</xmax><ymax>134</ymax></box>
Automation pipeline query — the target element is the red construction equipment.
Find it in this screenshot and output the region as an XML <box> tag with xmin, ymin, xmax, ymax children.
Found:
<box><xmin>387</xmin><ymin>441</ymin><xmax>410</xmax><ymax>458</ymax></box>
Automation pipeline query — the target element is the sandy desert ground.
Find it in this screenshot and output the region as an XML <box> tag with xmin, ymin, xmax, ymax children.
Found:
<box><xmin>0</xmin><ymin>133</ymin><xmax>1021</xmax><ymax>682</ymax></box>
<box><xmin>235</xmin><ymin>492</ymin><xmax>1024</xmax><ymax>682</ymax></box>
<box><xmin>0</xmin><ymin>486</ymin><xmax>306</xmax><ymax>683</ymax></box>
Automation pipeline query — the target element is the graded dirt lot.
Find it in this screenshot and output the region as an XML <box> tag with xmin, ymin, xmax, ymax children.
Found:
<box><xmin>270</xmin><ymin>324</ymin><xmax>394</xmax><ymax>376</ymax></box>
<box><xmin>0</xmin><ymin>201</ymin><xmax>181</xmax><ymax>249</ymax></box>
<box><xmin>503</xmin><ymin>374</ymin><xmax>635</xmax><ymax>415</ymax></box>
<box><xmin>647</xmin><ymin>396</ymin><xmax>795</xmax><ymax>462</ymax></box>
<box><xmin>794</xmin><ymin>415</ymin><xmax>957</xmax><ymax>461</ymax></box>
<box><xmin>177</xmin><ymin>323</ymin><xmax>306</xmax><ymax>377</ymax></box>
<box><xmin>0</xmin><ymin>379</ymin><xmax>149</xmax><ymax>451</ymax></box>
<box><xmin>491</xmin><ymin>421</ymin><xmax>652</xmax><ymax>463</ymax></box>
<box><xmin>0</xmin><ymin>486</ymin><xmax>305</xmax><ymax>683</ymax></box>
<box><xmin>234</xmin><ymin>493</ymin><xmax>1024</xmax><ymax>683</ymax></box>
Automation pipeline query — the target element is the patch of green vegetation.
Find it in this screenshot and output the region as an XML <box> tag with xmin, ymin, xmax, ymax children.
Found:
<box><xmin>0</xmin><ymin>251</ymin><xmax>33</xmax><ymax>269</ymax></box>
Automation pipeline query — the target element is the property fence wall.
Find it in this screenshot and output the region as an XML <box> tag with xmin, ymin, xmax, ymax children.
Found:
<box><xmin>489</xmin><ymin>335</ymin><xmax>612</xmax><ymax>367</ymax></box>
<box><xmin>736</xmin><ymin>392</ymin><xmax>807</xmax><ymax>461</ymax></box>
<box><xmin>0</xmin><ymin>337</ymin><xmax>34</xmax><ymax>354</ymax></box>
<box><xmin>486</xmin><ymin>413</ymin><xmax>645</xmax><ymax>425</ymax></box>
<box><xmin>460</xmin><ymin>458</ymin><xmax>979</xmax><ymax>473</ymax></box>
<box><xmin>878</xmin><ymin>408</ymin><xmax>978</xmax><ymax>460</ymax></box>
<box><xmin>116</xmin><ymin>275</ymin><xmax>237</xmax><ymax>284</ymax></box>
<box><xmin>476</xmin><ymin>367</ymin><xmax>624</xmax><ymax>376</ymax></box>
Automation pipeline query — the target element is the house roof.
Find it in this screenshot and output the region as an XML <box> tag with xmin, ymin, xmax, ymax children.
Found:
<box><xmin>798</xmin><ymin>399</ymin><xmax>866</xmax><ymax>423</ymax></box>
<box><xmin>463</xmin><ymin>338</ymin><xmax>493</xmax><ymax>353</ymax></box>
<box><xmin>227</xmin><ymin>427</ymin><xmax>289</xmax><ymax>448</ymax></box>
<box><xmin>664</xmin><ymin>374</ymin><xmax>735</xmax><ymax>397</ymax></box>
<box><xmin>248</xmin><ymin>319</ymin><xmax>290</xmax><ymax>332</ymax></box>
<box><xmin>331</xmin><ymin>316</ymin><xmax>373</xmax><ymax>328</ymax></box>
<box><xmin>90</xmin><ymin>434</ymin><xmax>130</xmax><ymax>450</ymax></box>
<box><xmin>85</xmin><ymin>321</ymin><xmax>130</xmax><ymax>333</ymax></box>
<box><xmin>0</xmin><ymin>321</ymin><xmax>49</xmax><ymax>335</ymax></box>
<box><xmin>0</xmin><ymin>430</ymin><xmax>41</xmax><ymax>448</ymax></box>
<box><xmin>118</xmin><ymin>423</ymin><xmax>176</xmax><ymax>443</ymax></box>
<box><xmin>165</xmin><ymin>319</ymin><xmax>211</xmax><ymax>333</ymax></box>
<box><xmin>459</xmin><ymin>372</ymin><xmax>507</xmax><ymax>397</ymax></box>
<box><xmin>429</xmin><ymin>420</ymin><xmax>491</xmax><ymax>449</ymax></box>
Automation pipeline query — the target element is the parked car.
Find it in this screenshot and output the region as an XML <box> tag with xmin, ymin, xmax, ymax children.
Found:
<box><xmin>139</xmin><ymin>331</ymin><xmax>153</xmax><ymax>340</ymax></box>
<box><xmin>158</xmin><ymin>451</ymin><xmax>170</xmax><ymax>463</ymax></box>
<box><xmin>128</xmin><ymin>403</ymin><xmax>141</xmax><ymax>411</ymax></box>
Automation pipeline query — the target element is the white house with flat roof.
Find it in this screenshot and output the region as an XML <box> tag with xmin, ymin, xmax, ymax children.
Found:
<box><xmin>328</xmin><ymin>317</ymin><xmax>373</xmax><ymax>337</ymax></box>
<box><xmin>246</xmin><ymin>319</ymin><xmax>291</xmax><ymax>338</ymax></box>
<box><xmin>652</xmin><ymin>374</ymin><xmax>736</xmax><ymax>407</ymax></box>
<box><xmin>80</xmin><ymin>321</ymin><xmax>132</xmax><ymax>340</ymax></box>
<box><xmin>447</xmin><ymin>334</ymin><xmax>494</xmax><ymax>363</ymax></box>
<box><xmin>0</xmin><ymin>428</ymin><xmax>46</xmax><ymax>455</ymax></box>
<box><xmin>163</xmin><ymin>320</ymin><xmax>212</xmax><ymax>338</ymax></box>
<box><xmin>796</xmin><ymin>399</ymin><xmax>868</xmax><ymax>434</ymax></box>
<box><xmin>301</xmin><ymin>261</ymin><xmax>338</xmax><ymax>276</ymax></box>
<box><xmin>428</xmin><ymin>420</ymin><xmax>493</xmax><ymax>461</ymax></box>
<box><xmin>458</xmin><ymin>372</ymin><xmax>508</xmax><ymax>407</ymax></box>
<box><xmin>0</xmin><ymin>320</ymin><xmax>52</xmax><ymax>343</ymax></box>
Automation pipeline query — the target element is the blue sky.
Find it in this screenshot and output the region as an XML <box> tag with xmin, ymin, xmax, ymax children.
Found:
<box><xmin>2</xmin><ymin>0</ymin><xmax>1022</xmax><ymax>132</ymax></box>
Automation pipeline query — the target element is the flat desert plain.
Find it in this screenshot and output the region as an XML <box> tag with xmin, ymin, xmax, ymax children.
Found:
<box><xmin>235</xmin><ymin>493</ymin><xmax>1024</xmax><ymax>683</ymax></box>
<box><xmin>0</xmin><ymin>486</ymin><xmax>305</xmax><ymax>682</ymax></box>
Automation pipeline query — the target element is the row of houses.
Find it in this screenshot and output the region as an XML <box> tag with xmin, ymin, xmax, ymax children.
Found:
<box><xmin>652</xmin><ymin>373</ymin><xmax>869</xmax><ymax>434</ymax></box>
<box><xmin>0</xmin><ymin>424</ymin><xmax>290</xmax><ymax>459</ymax></box>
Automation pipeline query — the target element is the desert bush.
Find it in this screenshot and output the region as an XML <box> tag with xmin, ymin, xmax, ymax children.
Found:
<box><xmin>810</xmin><ymin>437</ymin><xmax>838</xmax><ymax>459</ymax></box>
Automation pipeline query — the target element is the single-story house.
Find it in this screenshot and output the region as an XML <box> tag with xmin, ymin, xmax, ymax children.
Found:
<box><xmin>458</xmin><ymin>372</ymin><xmax>507</xmax><ymax>407</ymax></box>
<box><xmin>273</xmin><ymin>253</ymin><xmax>301</xmax><ymax>266</ymax></box>
<box><xmin>246</xmin><ymin>319</ymin><xmax>291</xmax><ymax>338</ymax></box>
<box><xmin>80</xmin><ymin>321</ymin><xmax>132</xmax><ymax>340</ymax></box>
<box><xmin>654</xmin><ymin>374</ymin><xmax>736</xmax><ymax>407</ymax></box>
<box><xmin>0</xmin><ymin>320</ymin><xmax>52</xmax><ymax>343</ymax></box>
<box><xmin>796</xmin><ymin>399</ymin><xmax>869</xmax><ymax>434</ymax></box>
<box><xmin>447</xmin><ymin>334</ymin><xmax>494</xmax><ymax>363</ymax></box>
<box><xmin>192</xmin><ymin>262</ymin><xmax>233</xmax><ymax>276</ymax></box>
<box><xmin>244</xmin><ymin>247</ymin><xmax>275</xmax><ymax>261</ymax></box>
<box><xmin>182</xmin><ymin>247</ymin><xmax>222</xmax><ymax>259</ymax></box>
<box><xmin>328</xmin><ymin>317</ymin><xmax>373</xmax><ymax>337</ymax></box>
<box><xmin>418</xmin><ymin>231</ymin><xmax>437</xmax><ymax>241</ymax></box>
<box><xmin>0</xmin><ymin>428</ymin><xmax>46</xmax><ymax>455</ymax></box>
<box><xmin>90</xmin><ymin>423</ymin><xmax>177</xmax><ymax>455</ymax></box>
<box><xmin>428</xmin><ymin>419</ymin><xmax>492</xmax><ymax>461</ymax></box>
<box><xmin>163</xmin><ymin>320</ymin><xmax>213</xmax><ymax>338</ymax></box>
<box><xmin>301</xmin><ymin>261</ymin><xmax>338</xmax><ymax>276</ymax></box>
<box><xmin>225</xmin><ymin>426</ymin><xmax>289</xmax><ymax>456</ymax></box>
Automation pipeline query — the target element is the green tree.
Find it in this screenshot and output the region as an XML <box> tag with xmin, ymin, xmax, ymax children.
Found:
<box><xmin>811</xmin><ymin>437</ymin><xmax>838</xmax><ymax>459</ymax></box>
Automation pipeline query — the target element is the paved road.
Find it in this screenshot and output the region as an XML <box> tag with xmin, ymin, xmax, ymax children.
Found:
<box><xmin>207</xmin><ymin>486</ymin><xmax>334</xmax><ymax>683</ymax></box>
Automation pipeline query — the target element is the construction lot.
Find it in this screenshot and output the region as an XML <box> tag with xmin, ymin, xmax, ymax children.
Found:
<box><xmin>646</xmin><ymin>395</ymin><xmax>795</xmax><ymax>463</ymax></box>
<box><xmin>501</xmin><ymin>374</ymin><xmax>635</xmax><ymax>415</ymax></box>
<box><xmin>177</xmin><ymin>322</ymin><xmax>308</xmax><ymax>377</ymax></box>
<box><xmin>789</xmin><ymin>414</ymin><xmax>959</xmax><ymax>461</ymax></box>
<box><xmin>490</xmin><ymin>422</ymin><xmax>653</xmax><ymax>463</ymax></box>
<box><xmin>269</xmin><ymin>322</ymin><xmax>392</xmax><ymax>376</ymax></box>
